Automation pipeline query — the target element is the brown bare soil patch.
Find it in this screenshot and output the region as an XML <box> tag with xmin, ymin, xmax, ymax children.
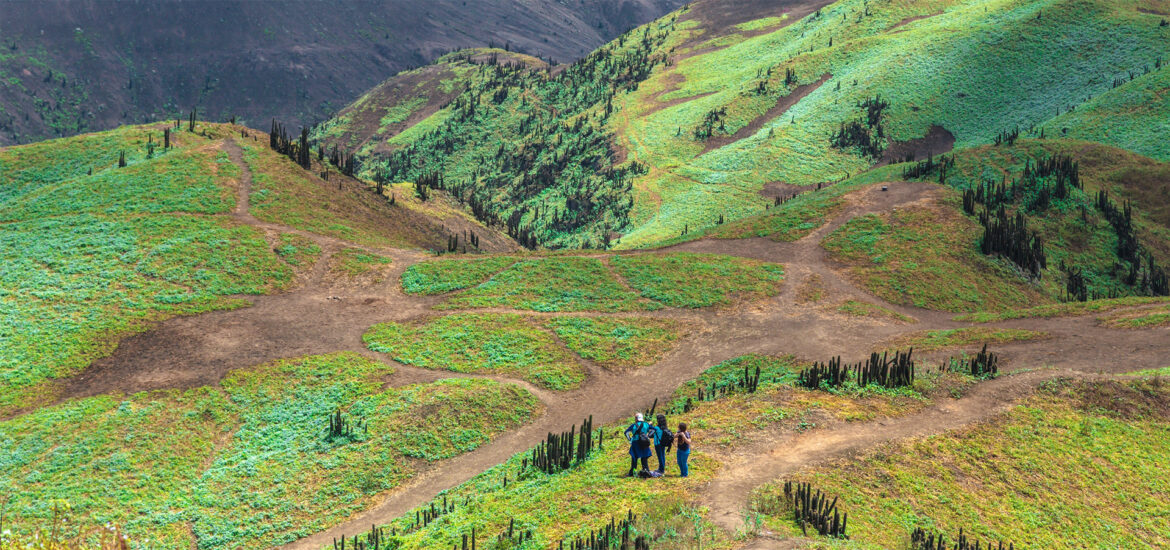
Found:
<box><xmin>702</xmin><ymin>73</ymin><xmax>831</xmax><ymax>154</ymax></box>
<box><xmin>888</xmin><ymin>12</ymin><xmax>942</xmax><ymax>33</ymax></box>
<box><xmin>881</xmin><ymin>124</ymin><xmax>956</xmax><ymax>165</ymax></box>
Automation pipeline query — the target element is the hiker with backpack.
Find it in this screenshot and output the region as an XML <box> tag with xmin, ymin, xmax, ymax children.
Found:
<box><xmin>653</xmin><ymin>414</ymin><xmax>673</xmax><ymax>475</ymax></box>
<box><xmin>624</xmin><ymin>413</ymin><xmax>654</xmax><ymax>477</ymax></box>
<box><xmin>676</xmin><ymin>423</ymin><xmax>692</xmax><ymax>478</ymax></box>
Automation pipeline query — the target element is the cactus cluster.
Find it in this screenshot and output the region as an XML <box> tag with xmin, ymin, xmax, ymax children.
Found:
<box><xmin>797</xmin><ymin>349</ymin><xmax>914</xmax><ymax>390</ymax></box>
<box><xmin>558</xmin><ymin>510</ymin><xmax>650</xmax><ymax>550</ymax></box>
<box><xmin>911</xmin><ymin>527</ymin><xmax>1014</xmax><ymax>550</ymax></box>
<box><xmin>269</xmin><ymin>119</ymin><xmax>312</xmax><ymax>169</ymax></box>
<box><xmin>331</xmin><ymin>523</ymin><xmax>395</xmax><ymax>550</ymax></box>
<box><xmin>783</xmin><ymin>481</ymin><xmax>848</xmax><ymax>538</ymax></box>
<box><xmin>327</xmin><ymin>409</ymin><xmax>367</xmax><ymax>440</ymax></box>
<box><xmin>494</xmin><ymin>518</ymin><xmax>535</xmax><ymax>546</ymax></box>
<box><xmin>940</xmin><ymin>344</ymin><xmax>999</xmax><ymax>378</ymax></box>
<box><xmin>903</xmin><ymin>154</ymin><xmax>956</xmax><ymax>182</ymax></box>
<box><xmin>679</xmin><ymin>364</ymin><xmax>764</xmax><ymax>413</ymax></box>
<box><xmin>522</xmin><ymin>416</ymin><xmax>599</xmax><ymax>475</ymax></box>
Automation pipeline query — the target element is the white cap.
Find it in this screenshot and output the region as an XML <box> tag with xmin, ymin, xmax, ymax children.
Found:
<box><xmin>635</xmin><ymin>413</ymin><xmax>644</xmax><ymax>421</ymax></box>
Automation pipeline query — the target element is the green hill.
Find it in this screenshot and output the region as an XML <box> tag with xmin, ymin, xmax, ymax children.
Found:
<box><xmin>4</xmin><ymin>1</ymin><xmax>1170</xmax><ymax>549</ymax></box>
<box><xmin>314</xmin><ymin>0</ymin><xmax>1170</xmax><ymax>249</ymax></box>
<box><xmin>0</xmin><ymin>121</ymin><xmax>511</xmax><ymax>415</ymax></box>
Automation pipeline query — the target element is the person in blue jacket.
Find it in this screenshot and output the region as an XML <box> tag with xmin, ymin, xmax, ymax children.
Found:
<box><xmin>653</xmin><ymin>414</ymin><xmax>673</xmax><ymax>474</ymax></box>
<box><xmin>624</xmin><ymin>412</ymin><xmax>654</xmax><ymax>476</ymax></box>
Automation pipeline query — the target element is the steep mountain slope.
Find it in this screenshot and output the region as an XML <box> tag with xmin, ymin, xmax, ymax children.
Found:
<box><xmin>315</xmin><ymin>0</ymin><xmax>1170</xmax><ymax>250</ymax></box>
<box><xmin>0</xmin><ymin>0</ymin><xmax>684</xmax><ymax>145</ymax></box>
<box><xmin>311</xmin><ymin>49</ymin><xmax>550</xmax><ymax>161</ymax></box>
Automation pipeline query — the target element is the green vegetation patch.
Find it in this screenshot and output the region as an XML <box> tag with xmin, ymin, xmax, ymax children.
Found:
<box><xmin>822</xmin><ymin>201</ymin><xmax>1045</xmax><ymax>312</ymax></box>
<box><xmin>611</xmin><ymin>252</ymin><xmax>784</xmax><ymax>308</ymax></box>
<box><xmin>668</xmin><ymin>354</ymin><xmax>800</xmax><ymax>411</ymax></box>
<box><xmin>735</xmin><ymin>16</ymin><xmax>788</xmax><ymax>32</ymax></box>
<box><xmin>714</xmin><ymin>189</ymin><xmax>844</xmax><ymax>242</ymax></box>
<box><xmin>274</xmin><ymin>233</ymin><xmax>322</xmax><ymax>267</ymax></box>
<box><xmin>1098</xmin><ymin>304</ymin><xmax>1170</xmax><ymax>329</ymax></box>
<box><xmin>379</xmin><ymin>96</ymin><xmax>427</xmax><ymax>129</ymax></box>
<box><xmin>196</xmin><ymin>356</ymin><xmax>537</xmax><ymax>547</ymax></box>
<box><xmin>837</xmin><ymin>300</ymin><xmax>915</xmax><ymax>323</ymax></box>
<box><xmin>545</xmin><ymin>316</ymin><xmax>683</xmax><ymax>370</ymax></box>
<box><xmin>955</xmin><ymin>296</ymin><xmax>1170</xmax><ymax>322</ymax></box>
<box><xmin>1124</xmin><ymin>366</ymin><xmax>1170</xmax><ymax>377</ymax></box>
<box><xmin>752</xmin><ymin>379</ymin><xmax>1170</xmax><ymax>548</ymax></box>
<box><xmin>441</xmin><ymin>257</ymin><xmax>660</xmax><ymax>312</ymax></box>
<box><xmin>0</xmin><ymin>126</ymin><xmax>295</xmax><ymax>415</ymax></box>
<box><xmin>887</xmin><ymin>327</ymin><xmax>1048</xmax><ymax>352</ymax></box>
<box><xmin>363</xmin><ymin>313</ymin><xmax>584</xmax><ymax>390</ymax></box>
<box><xmin>400</xmin><ymin>255</ymin><xmax>517</xmax><ymax>295</ymax></box>
<box><xmin>0</xmin><ymin>146</ymin><xmax>236</xmax><ymax>220</ymax></box>
<box><xmin>330</xmin><ymin>247</ymin><xmax>392</xmax><ymax>277</ymax></box>
<box><xmin>0</xmin><ymin>353</ymin><xmax>539</xmax><ymax>549</ymax></box>
<box><xmin>0</xmin><ymin>124</ymin><xmax>161</xmax><ymax>195</ymax></box>
<box><xmin>0</xmin><ymin>214</ymin><xmax>289</xmax><ymax>415</ymax></box>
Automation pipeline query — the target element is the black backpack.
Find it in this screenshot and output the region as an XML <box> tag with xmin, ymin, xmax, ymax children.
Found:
<box><xmin>635</xmin><ymin>422</ymin><xmax>652</xmax><ymax>449</ymax></box>
<box><xmin>659</xmin><ymin>427</ymin><xmax>674</xmax><ymax>449</ymax></box>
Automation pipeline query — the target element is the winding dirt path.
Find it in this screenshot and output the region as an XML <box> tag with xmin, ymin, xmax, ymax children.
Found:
<box><xmin>30</xmin><ymin>147</ymin><xmax>1170</xmax><ymax>549</ymax></box>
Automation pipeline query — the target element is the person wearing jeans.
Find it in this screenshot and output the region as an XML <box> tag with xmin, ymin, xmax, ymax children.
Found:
<box><xmin>676</xmin><ymin>422</ymin><xmax>692</xmax><ymax>478</ymax></box>
<box><xmin>653</xmin><ymin>414</ymin><xmax>672</xmax><ymax>474</ymax></box>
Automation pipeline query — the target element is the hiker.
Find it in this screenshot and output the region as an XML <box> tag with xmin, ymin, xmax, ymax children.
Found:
<box><xmin>653</xmin><ymin>414</ymin><xmax>673</xmax><ymax>474</ymax></box>
<box><xmin>676</xmin><ymin>422</ymin><xmax>692</xmax><ymax>478</ymax></box>
<box><xmin>624</xmin><ymin>413</ymin><xmax>653</xmax><ymax>477</ymax></box>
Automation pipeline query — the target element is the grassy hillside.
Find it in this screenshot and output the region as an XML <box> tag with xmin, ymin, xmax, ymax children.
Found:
<box><xmin>657</xmin><ymin>138</ymin><xmax>1170</xmax><ymax>312</ymax></box>
<box><xmin>751</xmin><ymin>378</ymin><xmax>1170</xmax><ymax>548</ymax></box>
<box><xmin>0</xmin><ymin>124</ymin><xmax>282</xmax><ymax>414</ymax></box>
<box><xmin>317</xmin><ymin>0</ymin><xmax>1170</xmax><ymax>250</ymax></box>
<box><xmin>0</xmin><ymin>353</ymin><xmax>540</xmax><ymax>549</ymax></box>
<box><xmin>615</xmin><ymin>0</ymin><xmax>1170</xmax><ymax>246</ymax></box>
<box><xmin>310</xmin><ymin>352</ymin><xmax>979</xmax><ymax>550</ymax></box>
<box><xmin>0</xmin><ymin>121</ymin><xmax>510</xmax><ymax>416</ymax></box>
<box><xmin>310</xmin><ymin>49</ymin><xmax>550</xmax><ymax>160</ymax></box>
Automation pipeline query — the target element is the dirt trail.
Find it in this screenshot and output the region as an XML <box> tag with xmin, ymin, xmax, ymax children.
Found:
<box><xmin>31</xmin><ymin>148</ymin><xmax>1170</xmax><ymax>549</ymax></box>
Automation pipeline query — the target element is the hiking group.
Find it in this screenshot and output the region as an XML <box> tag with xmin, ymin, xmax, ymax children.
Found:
<box><xmin>624</xmin><ymin>413</ymin><xmax>692</xmax><ymax>478</ymax></box>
